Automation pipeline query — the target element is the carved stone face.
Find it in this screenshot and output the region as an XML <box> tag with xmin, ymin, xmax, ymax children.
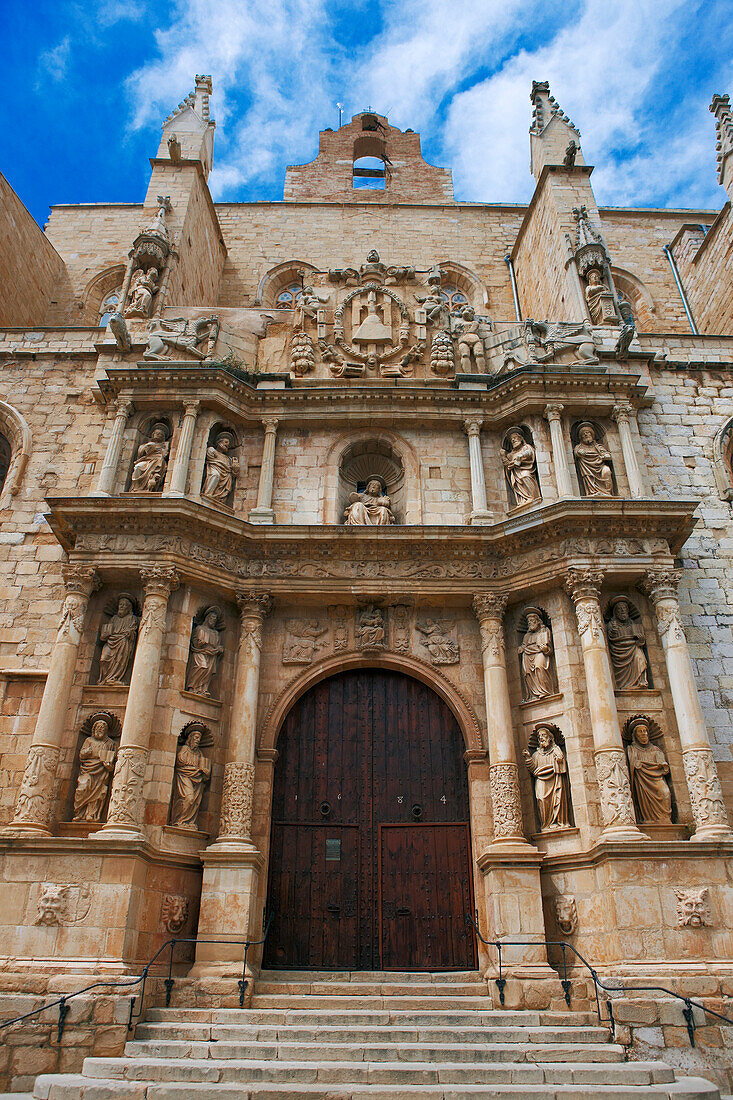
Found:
<box><xmin>37</xmin><ymin>885</ymin><xmax>66</xmax><ymax>925</ymax></box>
<box><xmin>537</xmin><ymin>728</ymin><xmax>553</xmax><ymax>750</ymax></box>
<box><xmin>587</xmin><ymin>268</ymin><xmax>602</xmax><ymax>286</ymax></box>
<box><xmin>555</xmin><ymin>895</ymin><xmax>577</xmax><ymax>935</ymax></box>
<box><xmin>614</xmin><ymin>600</ymin><xmax>630</xmax><ymax>622</ymax></box>
<box><xmin>92</xmin><ymin>720</ymin><xmax>109</xmax><ymax>741</ymax></box>
<box><xmin>526</xmin><ymin>613</ymin><xmax>541</xmax><ymax>632</ymax></box>
<box><xmin>366</xmin><ymin>479</ymin><xmax>382</xmax><ymax>496</ymax></box>
<box><xmin>509</xmin><ymin>431</ymin><xmax>523</xmax><ymax>450</ymax></box>
<box><xmin>675</xmin><ymin>888</ymin><xmax>711</xmax><ymax>928</ymax></box>
<box><xmin>117</xmin><ymin>597</ymin><xmax>132</xmax><ymax>617</ymax></box>
<box><xmin>151</xmin><ymin>427</ymin><xmax>166</xmax><ymax>443</ymax></box>
<box><xmin>187</xmin><ymin>730</ymin><xmax>202</xmax><ymax>751</ymax></box>
<box><xmin>205</xmin><ymin>611</ymin><xmax>219</xmax><ymax>628</ymax></box>
<box><xmin>633</xmin><ymin>723</ymin><xmax>650</xmax><ymax>745</ymax></box>
<box><xmin>579</xmin><ymin>425</ymin><xmax>595</xmax><ymax>444</ymax></box>
<box><xmin>217</xmin><ymin>437</ymin><xmax>231</xmax><ymax>453</ymax></box>
<box><xmin>461</xmin><ymin>306</ymin><xmax>475</xmax><ymax>320</ymax></box>
<box><xmin>161</xmin><ymin>894</ymin><xmax>188</xmax><ymax>934</ymax></box>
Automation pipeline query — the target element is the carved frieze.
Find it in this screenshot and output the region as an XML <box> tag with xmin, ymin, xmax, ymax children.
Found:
<box><xmin>416</xmin><ymin>618</ymin><xmax>459</xmax><ymax>665</ymax></box>
<box><xmin>490</xmin><ymin>762</ymin><xmax>523</xmax><ymax>841</ymax></box>
<box><xmin>356</xmin><ymin>605</ymin><xmax>386</xmax><ymax>652</ymax></box>
<box><xmin>282</xmin><ymin>619</ymin><xmax>329</xmax><ymax>664</ymax></box>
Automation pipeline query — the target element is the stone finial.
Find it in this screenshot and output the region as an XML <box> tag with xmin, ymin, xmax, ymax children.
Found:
<box><xmin>530</xmin><ymin>81</ymin><xmax>580</xmax><ymax>137</ymax></box>
<box><xmin>710</xmin><ymin>93</ymin><xmax>733</xmax><ymax>194</ymax></box>
<box><xmin>529</xmin><ymin>81</ymin><xmax>584</xmax><ymax>181</ymax></box>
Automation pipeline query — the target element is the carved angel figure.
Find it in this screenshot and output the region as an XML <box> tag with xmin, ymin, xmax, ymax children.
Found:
<box><xmin>72</xmin><ymin>714</ymin><xmax>117</xmax><ymax>822</ymax></box>
<box><xmin>416</xmin><ymin>619</ymin><xmax>459</xmax><ymax>665</ymax></box>
<box><xmin>186</xmin><ymin>607</ymin><xmax>224</xmax><ymax>696</ymax></box>
<box><xmin>98</xmin><ymin>595</ymin><xmax>139</xmax><ymax>684</ymax></box>
<box><xmin>202</xmin><ymin>431</ymin><xmax>238</xmax><ymax>504</ymax></box>
<box><xmin>574</xmin><ymin>422</ymin><xmax>614</xmax><ymax>497</ymax></box>
<box><xmin>143</xmin><ymin>315</ymin><xmax>219</xmax><ymax>362</ymax></box>
<box><xmin>129</xmin><ymin>422</ymin><xmax>169</xmax><ymax>493</ymax></box>
<box><xmin>518</xmin><ymin>608</ymin><xmax>554</xmax><ymax>700</ymax></box>
<box><xmin>124</xmin><ymin>268</ymin><xmax>158</xmax><ymax>319</ymax></box>
<box><xmin>606</xmin><ymin>597</ymin><xmax>649</xmax><ymax>690</ymax></box>
<box><xmin>501</xmin><ymin>429</ymin><xmax>542</xmax><ymax>508</ymax></box>
<box><xmin>626</xmin><ymin>717</ymin><xmax>672</xmax><ymax>823</ymax></box>
<box><xmin>170</xmin><ymin>725</ymin><xmax>211</xmax><ymax>830</ymax></box>
<box><xmin>344</xmin><ymin>478</ymin><xmax>395</xmax><ymax>526</ymax></box>
<box><xmin>523</xmin><ymin>726</ymin><xmax>572</xmax><ymax>830</ymax></box>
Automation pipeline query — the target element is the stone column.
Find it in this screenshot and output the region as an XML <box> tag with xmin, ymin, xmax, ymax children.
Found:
<box><xmin>194</xmin><ymin>592</ymin><xmax>272</xmax><ymax>976</ymax></box>
<box><xmin>164</xmin><ymin>399</ymin><xmax>200</xmax><ymax>497</ymax></box>
<box><xmin>544</xmin><ymin>403</ymin><xmax>574</xmax><ymax>498</ymax></box>
<box><xmin>464</xmin><ymin>419</ymin><xmax>492</xmax><ymax>525</ymax></box>
<box><xmin>93</xmin><ymin>399</ymin><xmax>133</xmax><ymax>496</ymax></box>
<box><xmin>11</xmin><ymin>565</ymin><xmax>100</xmax><ymax>835</ymax></box>
<box><xmin>612</xmin><ymin>401</ymin><xmax>646</xmax><ymax>498</ymax></box>
<box><xmin>642</xmin><ymin>569</ymin><xmax>731</xmax><ymax>839</ymax></box>
<box><xmin>565</xmin><ymin>568</ymin><xmax>643</xmax><ymax>840</ymax></box>
<box><xmin>100</xmin><ymin>565</ymin><xmax>179</xmax><ymax>840</ymax></box>
<box><xmin>472</xmin><ymin>594</ymin><xmax>525</xmax><ymax>843</ymax></box>
<box><xmin>248</xmin><ymin>418</ymin><xmax>279</xmax><ymax>524</ymax></box>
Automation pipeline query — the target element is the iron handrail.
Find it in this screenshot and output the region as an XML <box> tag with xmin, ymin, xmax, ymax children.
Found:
<box><xmin>0</xmin><ymin>911</ymin><xmax>274</xmax><ymax>1041</ymax></box>
<box><xmin>465</xmin><ymin>913</ymin><xmax>733</xmax><ymax>1047</ymax></box>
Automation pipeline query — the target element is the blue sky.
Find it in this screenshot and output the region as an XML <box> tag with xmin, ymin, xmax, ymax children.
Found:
<box><xmin>4</xmin><ymin>0</ymin><xmax>733</xmax><ymax>227</ymax></box>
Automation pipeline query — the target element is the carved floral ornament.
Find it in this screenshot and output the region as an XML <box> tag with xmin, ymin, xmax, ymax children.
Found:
<box><xmin>489</xmin><ymin>763</ymin><xmax>524</xmax><ymax>840</ymax></box>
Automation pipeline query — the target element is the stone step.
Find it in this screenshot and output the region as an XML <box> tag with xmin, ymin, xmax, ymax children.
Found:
<box><xmin>258</xmin><ymin>969</ymin><xmax>483</xmax><ymax>982</ymax></box>
<box><xmin>131</xmin><ymin>1023</ymin><xmax>611</xmax><ymax>1046</ymax></box>
<box><xmin>249</xmin><ymin>994</ymin><xmax>496</xmax><ymax>1009</ymax></box>
<box><xmin>254</xmin><ymin>980</ymin><xmax>488</xmax><ymax>996</ymax></box>
<box><xmin>143</xmin><ymin>1006</ymin><xmax>554</xmax><ymax>1026</ymax></box>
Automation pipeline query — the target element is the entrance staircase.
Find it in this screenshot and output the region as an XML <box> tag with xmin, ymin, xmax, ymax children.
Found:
<box><xmin>33</xmin><ymin>971</ymin><xmax>721</xmax><ymax>1099</ymax></box>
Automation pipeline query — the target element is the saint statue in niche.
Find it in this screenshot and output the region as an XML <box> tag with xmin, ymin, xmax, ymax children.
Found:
<box><xmin>170</xmin><ymin>724</ymin><xmax>212</xmax><ymax>830</ymax></box>
<box><xmin>72</xmin><ymin>712</ymin><xmax>118</xmax><ymax>822</ymax></box>
<box><xmin>523</xmin><ymin>725</ymin><xmax>572</xmax><ymax>830</ymax></box>
<box><xmin>202</xmin><ymin>430</ymin><xmax>238</xmax><ymax>504</ymax></box>
<box><xmin>129</xmin><ymin>422</ymin><xmax>169</xmax><ymax>493</ymax></box>
<box><xmin>501</xmin><ymin>428</ymin><xmax>542</xmax><ymax>507</ymax></box>
<box><xmin>518</xmin><ymin>607</ymin><xmax>555</xmax><ymax>700</ymax></box>
<box><xmin>625</xmin><ymin>716</ymin><xmax>672</xmax><ymax>823</ymax></box>
<box><xmin>584</xmin><ymin>267</ymin><xmax>610</xmax><ymax>325</ymax></box>
<box><xmin>573</xmin><ymin>422</ymin><xmax>614</xmax><ymax>498</ymax></box>
<box><xmin>185</xmin><ymin>606</ymin><xmax>224</xmax><ymax>697</ymax></box>
<box><xmin>606</xmin><ymin>596</ymin><xmax>649</xmax><ymax>690</ymax></box>
<box><xmin>124</xmin><ymin>267</ymin><xmax>159</xmax><ymax>319</ymax></box>
<box><xmin>344</xmin><ymin>477</ymin><xmax>395</xmax><ymax>526</ymax></box>
<box><xmin>98</xmin><ymin>594</ymin><xmax>139</xmax><ymax>685</ymax></box>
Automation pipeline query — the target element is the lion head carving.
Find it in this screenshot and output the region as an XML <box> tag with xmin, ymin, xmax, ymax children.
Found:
<box><xmin>161</xmin><ymin>894</ymin><xmax>189</xmax><ymax>934</ymax></box>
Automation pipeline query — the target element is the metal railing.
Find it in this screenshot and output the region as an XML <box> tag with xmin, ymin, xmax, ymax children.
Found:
<box><xmin>466</xmin><ymin>913</ymin><xmax>733</xmax><ymax>1047</ymax></box>
<box><xmin>0</xmin><ymin>911</ymin><xmax>273</xmax><ymax>1042</ymax></box>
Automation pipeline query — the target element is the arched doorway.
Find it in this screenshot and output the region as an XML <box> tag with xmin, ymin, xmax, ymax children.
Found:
<box><xmin>264</xmin><ymin>669</ymin><xmax>477</xmax><ymax>971</ymax></box>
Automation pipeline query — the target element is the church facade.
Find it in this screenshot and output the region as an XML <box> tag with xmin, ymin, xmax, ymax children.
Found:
<box><xmin>1</xmin><ymin>75</ymin><xmax>733</xmax><ymax>1026</ymax></box>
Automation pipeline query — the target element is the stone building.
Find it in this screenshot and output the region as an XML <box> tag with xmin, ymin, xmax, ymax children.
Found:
<box><xmin>1</xmin><ymin>76</ymin><xmax>733</xmax><ymax>1095</ymax></box>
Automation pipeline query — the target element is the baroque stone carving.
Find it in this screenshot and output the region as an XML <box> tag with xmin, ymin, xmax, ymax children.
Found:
<box><xmin>14</xmin><ymin>745</ymin><xmax>60</xmax><ymax>827</ymax></box>
<box><xmin>35</xmin><ymin>883</ymin><xmax>91</xmax><ymax>926</ymax></box>
<box><xmin>391</xmin><ymin>604</ymin><xmax>410</xmax><ymax>654</ymax></box>
<box><xmin>143</xmin><ymin>315</ymin><xmax>220</xmax><ymax>362</ymax></box>
<box><xmin>623</xmin><ymin>715</ymin><xmax>672</xmax><ymax>824</ymax></box>
<box><xmin>330</xmin><ymin>605</ymin><xmax>349</xmax><ymax>652</ymax></box>
<box><xmin>517</xmin><ymin>607</ymin><xmax>555</xmax><ymax>701</ymax></box>
<box><xmin>98</xmin><ymin>593</ymin><xmax>140</xmax><ymax>685</ymax></box>
<box><xmin>501</xmin><ymin>427</ymin><xmax>541</xmax><ymax>508</ymax></box>
<box><xmin>595</xmin><ymin>749</ymin><xmax>637</xmax><ymax>830</ymax></box>
<box><xmin>283</xmin><ymin>619</ymin><xmax>329</xmax><ymax>664</ymax></box>
<box><xmin>416</xmin><ymin>618</ymin><xmax>459</xmax><ymax>665</ymax></box>
<box><xmin>502</xmin><ymin>319</ymin><xmax>599</xmax><ymax>371</ymax></box>
<box><xmin>473</xmin><ymin>594</ymin><xmax>508</xmax><ymax>661</ymax></box>
<box><xmin>683</xmin><ymin>748</ymin><xmax>730</xmax><ymax>832</ymax></box>
<box><xmin>524</xmin><ymin>724</ymin><xmax>572</xmax><ymax>830</ymax></box>
<box><xmin>219</xmin><ymin>761</ymin><xmax>255</xmax><ymax>837</ymax></box>
<box><xmin>125</xmin><ymin>267</ymin><xmax>159</xmax><ymax>319</ymax></box>
<box><xmin>170</xmin><ymin>722</ymin><xmax>212</xmax><ymax>830</ymax></box>
<box><xmin>291</xmin><ymin>329</ymin><xmax>316</xmax><ymax>377</ymax></box>
<box><xmin>106</xmin><ymin>746</ymin><xmax>147</xmax><ymax>828</ymax></box>
<box><xmin>344</xmin><ymin>477</ymin><xmax>395</xmax><ymax>525</ymax></box>
<box><xmin>606</xmin><ymin>596</ymin><xmax>650</xmax><ymax>690</ymax></box>
<box><xmin>490</xmin><ymin>763</ymin><xmax>523</xmax><ymax>840</ymax></box>
<box><xmin>555</xmin><ymin>895</ymin><xmax>578</xmax><ymax>935</ymax></box>
<box><xmin>674</xmin><ymin>887</ymin><xmax>711</xmax><ymax>928</ymax></box>
<box><xmin>357</xmin><ymin>605</ymin><xmax>386</xmax><ymax>652</ymax></box>
<box><xmin>573</xmin><ymin>422</ymin><xmax>614</xmax><ymax>498</ymax></box>
<box><xmin>202</xmin><ymin>430</ymin><xmax>238</xmax><ymax>504</ymax></box>
<box><xmin>186</xmin><ymin>605</ymin><xmax>224</xmax><ymax>696</ymax></box>
<box><xmin>129</xmin><ymin>421</ymin><xmax>170</xmax><ymax>493</ymax></box>
<box><xmin>565</xmin><ymin>569</ymin><xmax>605</xmax><ymax>643</ymax></box>
<box><xmin>161</xmin><ymin>894</ymin><xmax>189</xmax><ymax>934</ymax></box>
<box><xmin>72</xmin><ymin>711</ymin><xmax>120</xmax><ymax>823</ymax></box>
<box><xmin>430</xmin><ymin>328</ymin><xmax>455</xmax><ymax>376</ymax></box>
<box><xmin>451</xmin><ymin>306</ymin><xmax>492</xmax><ymax>373</ymax></box>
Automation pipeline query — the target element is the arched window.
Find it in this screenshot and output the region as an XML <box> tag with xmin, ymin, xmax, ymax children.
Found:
<box><xmin>99</xmin><ymin>290</ymin><xmax>122</xmax><ymax>327</ymax></box>
<box><xmin>0</xmin><ymin>400</ymin><xmax>32</xmax><ymax>508</ymax></box>
<box><xmin>0</xmin><ymin>434</ymin><xmax>10</xmax><ymax>494</ymax></box>
<box><xmin>275</xmin><ymin>283</ymin><xmax>302</xmax><ymax>309</ymax></box>
<box><xmin>353</xmin><ymin>155</ymin><xmax>386</xmax><ymax>190</ymax></box>
<box><xmin>440</xmin><ymin>286</ymin><xmax>469</xmax><ymax>313</ymax></box>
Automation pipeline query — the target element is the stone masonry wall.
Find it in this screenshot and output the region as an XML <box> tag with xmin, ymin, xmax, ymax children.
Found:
<box><xmin>0</xmin><ymin>174</ymin><xmax>68</xmax><ymax>327</ymax></box>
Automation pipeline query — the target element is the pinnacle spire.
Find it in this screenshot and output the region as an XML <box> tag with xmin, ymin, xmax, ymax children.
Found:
<box><xmin>710</xmin><ymin>93</ymin><xmax>733</xmax><ymax>193</ymax></box>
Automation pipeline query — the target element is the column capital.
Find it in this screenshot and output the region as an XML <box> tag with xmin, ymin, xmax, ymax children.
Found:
<box><xmin>611</xmin><ymin>399</ymin><xmax>634</xmax><ymax>424</ymax></box>
<box><xmin>62</xmin><ymin>563</ymin><xmax>101</xmax><ymax>599</ymax></box>
<box><xmin>473</xmin><ymin>593</ymin><xmax>508</xmax><ymax>623</ymax></box>
<box><xmin>564</xmin><ymin>567</ymin><xmax>604</xmax><ymax>604</ymax></box>
<box><xmin>543</xmin><ymin>402</ymin><xmax>564</xmax><ymax>422</ymax></box>
<box><xmin>112</xmin><ymin>398</ymin><xmax>134</xmax><ymax>420</ymax></box>
<box><xmin>140</xmin><ymin>564</ymin><xmax>180</xmax><ymax>600</ymax></box>
<box><xmin>464</xmin><ymin>417</ymin><xmax>483</xmax><ymax>437</ymax></box>
<box><xmin>639</xmin><ymin>567</ymin><xmax>682</xmax><ymax>606</ymax></box>
<box><xmin>262</xmin><ymin>417</ymin><xmax>279</xmax><ymax>434</ymax></box>
<box><xmin>182</xmin><ymin>398</ymin><xmax>201</xmax><ymax>416</ymax></box>
<box><xmin>237</xmin><ymin>591</ymin><xmax>273</xmax><ymax>621</ymax></box>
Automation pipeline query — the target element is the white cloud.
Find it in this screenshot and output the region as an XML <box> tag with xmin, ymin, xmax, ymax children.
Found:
<box><xmin>37</xmin><ymin>35</ymin><xmax>71</xmax><ymax>84</ymax></box>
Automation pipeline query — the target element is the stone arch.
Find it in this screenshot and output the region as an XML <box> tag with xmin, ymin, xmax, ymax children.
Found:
<box><xmin>259</xmin><ymin>651</ymin><xmax>484</xmax><ymax>756</ymax></box>
<box><xmin>81</xmin><ymin>264</ymin><xmax>127</xmax><ymax>325</ymax></box>
<box><xmin>0</xmin><ymin>399</ymin><xmax>32</xmax><ymax>509</ymax></box>
<box><xmin>438</xmin><ymin>261</ymin><xmax>489</xmax><ymax>310</ymax></box>
<box><xmin>610</xmin><ymin>267</ymin><xmax>656</xmax><ymax>331</ymax></box>
<box><xmin>322</xmin><ymin>428</ymin><xmax>422</xmax><ymax>524</ymax></box>
<box><xmin>256</xmin><ymin>260</ymin><xmax>320</xmax><ymax>308</ymax></box>
<box><xmin>712</xmin><ymin>417</ymin><xmax>733</xmax><ymax>502</ymax></box>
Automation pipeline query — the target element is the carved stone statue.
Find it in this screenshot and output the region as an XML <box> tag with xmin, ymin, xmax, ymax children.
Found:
<box><xmin>625</xmin><ymin>717</ymin><xmax>672</xmax><ymax>823</ymax></box>
<box><xmin>125</xmin><ymin>268</ymin><xmax>159</xmax><ymax>319</ymax></box>
<box><xmin>170</xmin><ymin>724</ymin><xmax>212</xmax><ymax>830</ymax></box>
<box><xmin>357</xmin><ymin>605</ymin><xmax>385</xmax><ymax>651</ymax></box>
<box><xmin>98</xmin><ymin>595</ymin><xmax>139</xmax><ymax>685</ymax></box>
<box><xmin>518</xmin><ymin>607</ymin><xmax>554</xmax><ymax>700</ymax></box>
<box><xmin>452</xmin><ymin>306</ymin><xmax>490</xmax><ymax>373</ymax></box>
<box><xmin>584</xmin><ymin>268</ymin><xmax>610</xmax><ymax>325</ymax></box>
<box><xmin>573</xmin><ymin>422</ymin><xmax>614</xmax><ymax>497</ymax></box>
<box><xmin>344</xmin><ymin>477</ymin><xmax>395</xmax><ymax>526</ymax></box>
<box><xmin>202</xmin><ymin>431</ymin><xmax>238</xmax><ymax>504</ymax></box>
<box><xmin>523</xmin><ymin>725</ymin><xmax>572</xmax><ymax>830</ymax></box>
<box><xmin>606</xmin><ymin>596</ymin><xmax>649</xmax><ymax>690</ymax></box>
<box><xmin>186</xmin><ymin>606</ymin><xmax>224</xmax><ymax>696</ymax></box>
<box><xmin>72</xmin><ymin>713</ymin><xmax>118</xmax><ymax>822</ymax></box>
<box><xmin>283</xmin><ymin>619</ymin><xmax>328</xmax><ymax>664</ymax></box>
<box><xmin>293</xmin><ymin>285</ymin><xmax>327</xmax><ymax>328</ymax></box>
<box><xmin>416</xmin><ymin>619</ymin><xmax>459</xmax><ymax>665</ymax></box>
<box><xmin>129</xmin><ymin>422</ymin><xmax>169</xmax><ymax>493</ymax></box>
<box><xmin>501</xmin><ymin>429</ymin><xmax>542</xmax><ymax>508</ymax></box>
<box><xmin>143</xmin><ymin>315</ymin><xmax>220</xmax><ymax>362</ymax></box>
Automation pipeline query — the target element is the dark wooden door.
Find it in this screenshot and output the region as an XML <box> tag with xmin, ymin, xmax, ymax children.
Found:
<box><xmin>264</xmin><ymin>669</ymin><xmax>476</xmax><ymax>970</ymax></box>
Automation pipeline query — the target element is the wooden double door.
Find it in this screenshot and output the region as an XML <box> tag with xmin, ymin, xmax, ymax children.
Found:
<box><xmin>264</xmin><ymin>669</ymin><xmax>476</xmax><ymax>971</ymax></box>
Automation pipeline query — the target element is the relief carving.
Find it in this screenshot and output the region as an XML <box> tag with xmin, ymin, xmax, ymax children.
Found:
<box><xmin>72</xmin><ymin>711</ymin><xmax>120</xmax><ymax>823</ymax></box>
<box><xmin>344</xmin><ymin>477</ymin><xmax>395</xmax><ymax>526</ymax></box>
<box><xmin>330</xmin><ymin>605</ymin><xmax>350</xmax><ymax>652</ymax></box>
<box><xmin>14</xmin><ymin>745</ymin><xmax>60</xmax><ymax>826</ymax></box>
<box><xmin>170</xmin><ymin>722</ymin><xmax>212</xmax><ymax>830</ymax></box>
<box><xmin>186</xmin><ymin>605</ymin><xmax>224</xmax><ymax>696</ymax></box>
<box><xmin>595</xmin><ymin>749</ymin><xmax>637</xmax><ymax>829</ymax></box>
<box><xmin>573</xmin><ymin>422</ymin><xmax>615</xmax><ymax>498</ymax></box>
<box><xmin>143</xmin><ymin>315</ymin><xmax>220</xmax><ymax>362</ymax></box>
<box><xmin>554</xmin><ymin>895</ymin><xmax>578</xmax><ymax>935</ymax></box>
<box><xmin>416</xmin><ymin>618</ymin><xmax>459</xmax><ymax>665</ymax></box>
<box><xmin>523</xmin><ymin>724</ymin><xmax>572</xmax><ymax>830</ymax></box>
<box><xmin>35</xmin><ymin>883</ymin><xmax>91</xmax><ymax>926</ymax></box>
<box><xmin>501</xmin><ymin>427</ymin><xmax>542</xmax><ymax>508</ymax></box>
<box><xmin>98</xmin><ymin>594</ymin><xmax>140</xmax><ymax>685</ymax></box>
<box><xmin>674</xmin><ymin>887</ymin><xmax>711</xmax><ymax>928</ymax></box>
<box><xmin>219</xmin><ymin>761</ymin><xmax>255</xmax><ymax>838</ymax></box>
<box><xmin>106</xmin><ymin>746</ymin><xmax>147</xmax><ymax>828</ymax></box>
<box><xmin>282</xmin><ymin>619</ymin><xmax>329</xmax><ymax>664</ymax></box>
<box><xmin>291</xmin><ymin>329</ymin><xmax>316</xmax><ymax>377</ymax></box>
<box><xmin>605</xmin><ymin>597</ymin><xmax>650</xmax><ymax>690</ymax></box>
<box><xmin>391</xmin><ymin>604</ymin><xmax>411</xmax><ymax>655</ymax></box>
<box><xmin>490</xmin><ymin>763</ymin><xmax>523</xmax><ymax>840</ymax></box>
<box><xmin>356</xmin><ymin>605</ymin><xmax>386</xmax><ymax>652</ymax></box>
<box><xmin>517</xmin><ymin>607</ymin><xmax>555</xmax><ymax>700</ymax></box>
<box><xmin>161</xmin><ymin>894</ymin><xmax>189</xmax><ymax>934</ymax></box>
<box><xmin>202</xmin><ymin>430</ymin><xmax>238</xmax><ymax>504</ymax></box>
<box><xmin>683</xmin><ymin>748</ymin><xmax>730</xmax><ymax>831</ymax></box>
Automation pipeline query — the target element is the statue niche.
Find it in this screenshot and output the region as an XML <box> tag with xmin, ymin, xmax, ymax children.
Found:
<box><xmin>338</xmin><ymin>439</ymin><xmax>404</xmax><ymax>525</ymax></box>
<box><xmin>169</xmin><ymin>721</ymin><xmax>212</xmax><ymax>831</ymax></box>
<box><xmin>604</xmin><ymin>596</ymin><xmax>651</xmax><ymax>691</ymax></box>
<box><xmin>201</xmin><ymin>426</ymin><xmax>238</xmax><ymax>507</ymax></box>
<box><xmin>96</xmin><ymin>593</ymin><xmax>140</xmax><ymax>686</ymax></box>
<box><xmin>70</xmin><ymin>710</ymin><xmax>121</xmax><ymax>823</ymax></box>
<box><xmin>571</xmin><ymin>420</ymin><xmax>616</xmax><ymax>498</ymax></box>
<box><xmin>501</xmin><ymin>425</ymin><xmax>542</xmax><ymax>509</ymax></box>
<box><xmin>623</xmin><ymin>715</ymin><xmax>674</xmax><ymax>824</ymax></box>
<box><xmin>344</xmin><ymin>476</ymin><xmax>395</xmax><ymax>526</ymax></box>
<box><xmin>523</xmin><ymin>723</ymin><xmax>573</xmax><ymax>831</ymax></box>
<box><xmin>128</xmin><ymin>419</ymin><xmax>171</xmax><ymax>494</ymax></box>
<box><xmin>517</xmin><ymin>606</ymin><xmax>556</xmax><ymax>701</ymax></box>
<box><xmin>185</xmin><ymin>605</ymin><xmax>225</xmax><ymax>697</ymax></box>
